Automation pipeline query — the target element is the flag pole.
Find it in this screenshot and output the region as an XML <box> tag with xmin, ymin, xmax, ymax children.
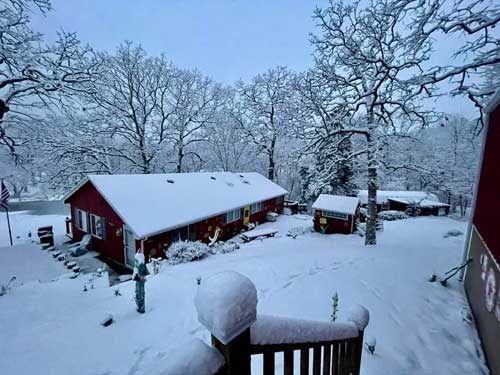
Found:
<box><xmin>5</xmin><ymin>206</ymin><xmax>12</xmax><ymax>246</ymax></box>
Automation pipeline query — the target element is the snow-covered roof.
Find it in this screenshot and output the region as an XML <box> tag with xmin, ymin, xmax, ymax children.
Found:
<box><xmin>357</xmin><ymin>190</ymin><xmax>439</xmax><ymax>205</ymax></box>
<box><xmin>312</xmin><ymin>194</ymin><xmax>360</xmax><ymax>215</ymax></box>
<box><xmin>65</xmin><ymin>172</ymin><xmax>287</xmax><ymax>239</ymax></box>
<box><xmin>388</xmin><ymin>197</ymin><xmax>449</xmax><ymax>207</ymax></box>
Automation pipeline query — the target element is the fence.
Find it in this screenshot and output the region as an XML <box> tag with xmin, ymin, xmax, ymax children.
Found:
<box><xmin>188</xmin><ymin>271</ymin><xmax>369</xmax><ymax>375</ymax></box>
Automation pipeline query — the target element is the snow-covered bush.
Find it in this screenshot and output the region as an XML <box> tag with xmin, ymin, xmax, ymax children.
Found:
<box><xmin>209</xmin><ymin>241</ymin><xmax>240</xmax><ymax>255</ymax></box>
<box><xmin>287</xmin><ymin>226</ymin><xmax>312</xmax><ymax>239</ymax></box>
<box><xmin>165</xmin><ymin>241</ymin><xmax>209</xmax><ymax>265</ymax></box>
<box><xmin>378</xmin><ymin>210</ymin><xmax>408</xmax><ymax>221</ymax></box>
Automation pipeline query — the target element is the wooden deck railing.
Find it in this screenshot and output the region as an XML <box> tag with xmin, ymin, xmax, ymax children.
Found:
<box><xmin>195</xmin><ymin>271</ymin><xmax>369</xmax><ymax>375</ymax></box>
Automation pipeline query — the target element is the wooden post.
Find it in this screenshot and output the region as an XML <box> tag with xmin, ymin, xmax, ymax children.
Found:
<box><xmin>211</xmin><ymin>328</ymin><xmax>251</xmax><ymax>375</ymax></box>
<box><xmin>351</xmin><ymin>330</ymin><xmax>364</xmax><ymax>375</ymax></box>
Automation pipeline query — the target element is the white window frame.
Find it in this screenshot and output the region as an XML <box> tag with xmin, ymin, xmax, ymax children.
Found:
<box><xmin>75</xmin><ymin>208</ymin><xmax>88</xmax><ymax>232</ymax></box>
<box><xmin>322</xmin><ymin>210</ymin><xmax>349</xmax><ymax>220</ymax></box>
<box><xmin>90</xmin><ymin>214</ymin><xmax>104</xmax><ymax>239</ymax></box>
<box><xmin>250</xmin><ymin>201</ymin><xmax>263</xmax><ymax>214</ymax></box>
<box><xmin>226</xmin><ymin>208</ymin><xmax>241</xmax><ymax>223</ymax></box>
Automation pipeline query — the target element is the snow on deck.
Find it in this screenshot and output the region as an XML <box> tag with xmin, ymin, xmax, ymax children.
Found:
<box><xmin>357</xmin><ymin>190</ymin><xmax>440</xmax><ymax>205</ymax></box>
<box><xmin>78</xmin><ymin>172</ymin><xmax>287</xmax><ymax>238</ymax></box>
<box><xmin>0</xmin><ymin>214</ymin><xmax>488</xmax><ymax>375</ymax></box>
<box><xmin>312</xmin><ymin>194</ymin><xmax>360</xmax><ymax>214</ymax></box>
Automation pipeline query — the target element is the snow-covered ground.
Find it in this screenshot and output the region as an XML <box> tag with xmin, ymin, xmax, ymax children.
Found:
<box><xmin>0</xmin><ymin>214</ymin><xmax>488</xmax><ymax>375</ymax></box>
<box><xmin>0</xmin><ymin>210</ymin><xmax>67</xmax><ymax>247</ymax></box>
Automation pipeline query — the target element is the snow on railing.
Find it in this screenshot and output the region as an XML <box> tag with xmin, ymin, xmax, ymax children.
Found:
<box><xmin>194</xmin><ymin>271</ymin><xmax>370</xmax><ymax>375</ymax></box>
<box><xmin>251</xmin><ymin>315</ymin><xmax>359</xmax><ymax>346</ymax></box>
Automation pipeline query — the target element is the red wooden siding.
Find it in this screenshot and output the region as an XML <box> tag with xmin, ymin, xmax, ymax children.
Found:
<box><xmin>473</xmin><ymin>103</ymin><xmax>500</xmax><ymax>264</ymax></box>
<box><xmin>66</xmin><ymin>181</ymin><xmax>126</xmax><ymax>264</ymax></box>
<box><xmin>464</xmin><ymin>97</ymin><xmax>500</xmax><ymax>375</ymax></box>
<box><xmin>143</xmin><ymin>197</ymin><xmax>285</xmax><ymax>261</ymax></box>
<box><xmin>313</xmin><ymin>210</ymin><xmax>355</xmax><ymax>235</ymax></box>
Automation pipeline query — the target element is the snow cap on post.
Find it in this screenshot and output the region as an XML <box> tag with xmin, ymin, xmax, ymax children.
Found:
<box><xmin>347</xmin><ymin>304</ymin><xmax>370</xmax><ymax>331</ymax></box>
<box><xmin>195</xmin><ymin>271</ymin><xmax>258</xmax><ymax>344</ymax></box>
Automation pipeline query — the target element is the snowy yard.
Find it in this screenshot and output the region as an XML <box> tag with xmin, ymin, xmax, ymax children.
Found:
<box><xmin>0</xmin><ymin>214</ymin><xmax>487</xmax><ymax>375</ymax></box>
<box><xmin>0</xmin><ymin>210</ymin><xmax>67</xmax><ymax>247</ymax></box>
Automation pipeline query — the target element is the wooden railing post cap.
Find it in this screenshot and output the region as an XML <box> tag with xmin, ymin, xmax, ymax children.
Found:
<box><xmin>347</xmin><ymin>304</ymin><xmax>370</xmax><ymax>331</ymax></box>
<box><xmin>195</xmin><ymin>271</ymin><xmax>258</xmax><ymax>345</ymax></box>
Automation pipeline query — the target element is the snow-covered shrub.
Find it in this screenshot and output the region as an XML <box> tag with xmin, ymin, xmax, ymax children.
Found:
<box><xmin>443</xmin><ymin>229</ymin><xmax>463</xmax><ymax>238</ymax></box>
<box><xmin>165</xmin><ymin>241</ymin><xmax>209</xmax><ymax>265</ymax></box>
<box><xmin>287</xmin><ymin>226</ymin><xmax>312</xmax><ymax>238</ymax></box>
<box><xmin>209</xmin><ymin>241</ymin><xmax>239</xmax><ymax>255</ymax></box>
<box><xmin>378</xmin><ymin>210</ymin><xmax>408</xmax><ymax>221</ymax></box>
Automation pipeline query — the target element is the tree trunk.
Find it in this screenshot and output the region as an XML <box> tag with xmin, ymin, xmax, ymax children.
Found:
<box><xmin>176</xmin><ymin>144</ymin><xmax>184</xmax><ymax>173</ymax></box>
<box><xmin>268</xmin><ymin>151</ymin><xmax>275</xmax><ymax>181</ymax></box>
<box><xmin>268</xmin><ymin>108</ymin><xmax>276</xmax><ymax>181</ymax></box>
<box><xmin>365</xmin><ymin>116</ymin><xmax>378</xmax><ymax>246</ymax></box>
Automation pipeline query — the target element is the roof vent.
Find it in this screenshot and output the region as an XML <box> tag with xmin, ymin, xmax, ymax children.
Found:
<box><xmin>210</xmin><ymin>176</ymin><xmax>216</xmax><ymax>180</ymax></box>
<box><xmin>167</xmin><ymin>179</ymin><xmax>174</xmax><ymax>184</ymax></box>
<box><xmin>226</xmin><ymin>182</ymin><xmax>234</xmax><ymax>187</ymax></box>
<box><xmin>242</xmin><ymin>180</ymin><xmax>250</xmax><ymax>184</ymax></box>
<box><xmin>239</xmin><ymin>174</ymin><xmax>244</xmax><ymax>178</ymax></box>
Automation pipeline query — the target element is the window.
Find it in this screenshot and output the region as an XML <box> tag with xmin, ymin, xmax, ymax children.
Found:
<box><xmin>90</xmin><ymin>214</ymin><xmax>105</xmax><ymax>239</ymax></box>
<box><xmin>250</xmin><ymin>201</ymin><xmax>263</xmax><ymax>214</ymax></box>
<box><xmin>276</xmin><ymin>196</ymin><xmax>283</xmax><ymax>204</ymax></box>
<box><xmin>322</xmin><ymin>210</ymin><xmax>349</xmax><ymax>220</ymax></box>
<box><xmin>75</xmin><ymin>208</ymin><xmax>88</xmax><ymax>232</ymax></box>
<box><xmin>226</xmin><ymin>208</ymin><xmax>241</xmax><ymax>223</ymax></box>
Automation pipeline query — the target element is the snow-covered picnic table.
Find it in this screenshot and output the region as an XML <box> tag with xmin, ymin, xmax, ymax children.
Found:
<box><xmin>241</xmin><ymin>228</ymin><xmax>278</xmax><ymax>242</ymax></box>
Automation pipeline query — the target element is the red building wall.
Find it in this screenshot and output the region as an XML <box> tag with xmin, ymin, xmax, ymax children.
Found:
<box><xmin>313</xmin><ymin>210</ymin><xmax>355</xmax><ymax>235</ymax></box>
<box><xmin>464</xmin><ymin>98</ymin><xmax>500</xmax><ymax>374</ymax></box>
<box><xmin>66</xmin><ymin>181</ymin><xmax>126</xmax><ymax>264</ymax></box>
<box><xmin>141</xmin><ymin>196</ymin><xmax>285</xmax><ymax>261</ymax></box>
<box><xmin>473</xmin><ymin>103</ymin><xmax>500</xmax><ymax>263</ymax></box>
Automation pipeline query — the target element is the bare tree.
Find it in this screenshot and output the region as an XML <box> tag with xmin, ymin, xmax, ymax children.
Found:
<box><xmin>0</xmin><ymin>0</ymin><xmax>98</xmax><ymax>153</ymax></box>
<box><xmin>234</xmin><ymin>66</ymin><xmax>298</xmax><ymax>181</ymax></box>
<box><xmin>310</xmin><ymin>0</ymin><xmax>499</xmax><ymax>245</ymax></box>
<box><xmin>86</xmin><ymin>42</ymin><xmax>175</xmax><ymax>173</ymax></box>
<box><xmin>161</xmin><ymin>69</ymin><xmax>225</xmax><ymax>173</ymax></box>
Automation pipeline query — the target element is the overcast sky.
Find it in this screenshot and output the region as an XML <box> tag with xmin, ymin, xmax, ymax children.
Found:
<box><xmin>31</xmin><ymin>0</ymin><xmax>478</xmax><ymax>117</ymax></box>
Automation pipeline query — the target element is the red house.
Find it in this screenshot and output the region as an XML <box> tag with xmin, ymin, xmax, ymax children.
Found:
<box><xmin>463</xmin><ymin>90</ymin><xmax>500</xmax><ymax>374</ymax></box>
<box><xmin>312</xmin><ymin>194</ymin><xmax>360</xmax><ymax>234</ymax></box>
<box><xmin>64</xmin><ymin>172</ymin><xmax>287</xmax><ymax>268</ymax></box>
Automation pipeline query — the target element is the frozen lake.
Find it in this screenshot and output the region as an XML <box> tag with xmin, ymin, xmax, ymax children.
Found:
<box><xmin>8</xmin><ymin>200</ymin><xmax>69</xmax><ymax>216</ymax></box>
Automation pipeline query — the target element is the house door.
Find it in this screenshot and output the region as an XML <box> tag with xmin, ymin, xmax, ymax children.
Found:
<box><xmin>123</xmin><ymin>225</ymin><xmax>136</xmax><ymax>268</ymax></box>
<box><xmin>243</xmin><ymin>206</ymin><xmax>250</xmax><ymax>225</ymax></box>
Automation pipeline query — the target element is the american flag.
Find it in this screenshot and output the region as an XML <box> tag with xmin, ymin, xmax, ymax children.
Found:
<box><xmin>1</xmin><ymin>181</ymin><xmax>10</xmax><ymax>209</ymax></box>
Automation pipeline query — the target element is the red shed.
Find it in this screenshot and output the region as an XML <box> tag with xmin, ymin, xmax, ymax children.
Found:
<box><xmin>312</xmin><ymin>194</ymin><xmax>360</xmax><ymax>234</ymax></box>
<box><xmin>64</xmin><ymin>172</ymin><xmax>287</xmax><ymax>268</ymax></box>
<box><xmin>463</xmin><ymin>90</ymin><xmax>500</xmax><ymax>374</ymax></box>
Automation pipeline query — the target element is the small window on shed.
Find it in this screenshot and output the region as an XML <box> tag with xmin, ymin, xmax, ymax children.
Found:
<box><xmin>322</xmin><ymin>210</ymin><xmax>349</xmax><ymax>220</ymax></box>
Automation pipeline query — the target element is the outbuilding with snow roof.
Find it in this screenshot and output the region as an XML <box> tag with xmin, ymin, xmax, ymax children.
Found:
<box><xmin>312</xmin><ymin>194</ymin><xmax>360</xmax><ymax>235</ymax></box>
<box><xmin>63</xmin><ymin>172</ymin><xmax>287</xmax><ymax>267</ymax></box>
<box><xmin>357</xmin><ymin>190</ymin><xmax>444</xmax><ymax>213</ymax></box>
